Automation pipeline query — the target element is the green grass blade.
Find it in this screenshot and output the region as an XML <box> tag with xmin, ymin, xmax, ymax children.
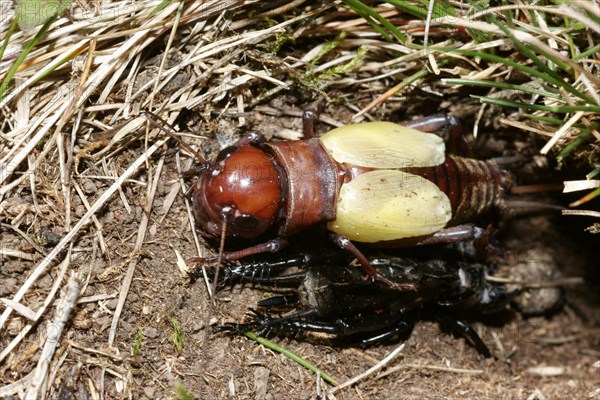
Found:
<box><xmin>522</xmin><ymin>114</ymin><xmax>598</xmax><ymax>132</ymax></box>
<box><xmin>0</xmin><ymin>0</ymin><xmax>73</xmax><ymax>102</ymax></box>
<box><xmin>587</xmin><ymin>167</ymin><xmax>600</xmax><ymax>180</ymax></box>
<box><xmin>494</xmin><ymin>18</ymin><xmax>572</xmax><ymax>73</ymax></box>
<box><xmin>556</xmin><ymin>129</ymin><xmax>591</xmax><ymax>163</ymax></box>
<box><xmin>573</xmin><ymin>43</ymin><xmax>600</xmax><ymax>61</ymax></box>
<box><xmin>343</xmin><ymin>0</ymin><xmax>391</xmax><ymax>42</ymax></box>
<box><xmin>342</xmin><ymin>0</ymin><xmax>406</xmax><ymax>42</ymax></box>
<box><xmin>488</xmin><ymin>16</ymin><xmax>593</xmax><ymax>104</ymax></box>
<box><xmin>436</xmin><ymin>47</ymin><xmax>591</xmax><ymax>104</ymax></box>
<box><xmin>471</xmin><ymin>95</ymin><xmax>600</xmax><ymax>113</ymax></box>
<box><xmin>420</xmin><ymin>0</ymin><xmax>455</xmax><ymax>18</ymax></box>
<box><xmin>386</xmin><ymin>0</ymin><xmax>451</xmax><ymax>20</ymax></box>
<box><xmin>0</xmin><ymin>17</ymin><xmax>19</xmax><ymax>67</ymax></box>
<box><xmin>586</xmin><ymin>188</ymin><xmax>600</xmax><ymax>201</ymax></box>
<box><xmin>522</xmin><ymin>113</ymin><xmax>568</xmax><ymax>125</ymax></box>
<box><xmin>443</xmin><ymin>78</ymin><xmax>562</xmax><ymax>100</ymax></box>
<box><xmin>0</xmin><ymin>17</ymin><xmax>54</xmax><ymax>101</ymax></box>
<box><xmin>436</xmin><ymin>47</ymin><xmax>553</xmax><ymax>84</ymax></box>
<box><xmin>241</xmin><ymin>331</ymin><xmax>338</xmax><ymax>386</ymax></box>
<box><xmin>151</xmin><ymin>0</ymin><xmax>174</xmax><ymax>16</ymax></box>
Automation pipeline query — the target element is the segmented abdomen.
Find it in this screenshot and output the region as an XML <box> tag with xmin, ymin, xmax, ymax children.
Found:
<box><xmin>404</xmin><ymin>155</ymin><xmax>512</xmax><ymax>225</ymax></box>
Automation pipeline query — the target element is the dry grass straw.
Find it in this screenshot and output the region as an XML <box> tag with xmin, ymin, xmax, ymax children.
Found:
<box><xmin>0</xmin><ymin>0</ymin><xmax>598</xmax><ymax>398</ymax></box>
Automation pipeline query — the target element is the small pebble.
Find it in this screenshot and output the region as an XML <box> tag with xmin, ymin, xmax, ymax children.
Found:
<box><xmin>145</xmin><ymin>327</ymin><xmax>159</xmax><ymax>339</ymax></box>
<box><xmin>0</xmin><ymin>277</ymin><xmax>18</xmax><ymax>297</ymax></box>
<box><xmin>82</xmin><ymin>180</ymin><xmax>97</xmax><ymax>194</ymax></box>
<box><xmin>143</xmin><ymin>386</ymin><xmax>156</xmax><ymax>399</ymax></box>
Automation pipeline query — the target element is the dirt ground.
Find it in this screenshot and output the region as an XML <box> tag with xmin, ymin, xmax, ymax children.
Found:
<box><xmin>1</xmin><ymin>101</ymin><xmax>599</xmax><ymax>399</ymax></box>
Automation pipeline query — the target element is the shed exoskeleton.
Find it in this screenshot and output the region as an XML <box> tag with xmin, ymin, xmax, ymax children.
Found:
<box><xmin>211</xmin><ymin>246</ymin><xmax>513</xmax><ymax>357</ymax></box>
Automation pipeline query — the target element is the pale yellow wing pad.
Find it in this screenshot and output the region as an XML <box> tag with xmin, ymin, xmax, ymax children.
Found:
<box><xmin>319</xmin><ymin>122</ymin><xmax>445</xmax><ymax>168</ymax></box>
<box><xmin>327</xmin><ymin>170</ymin><xmax>452</xmax><ymax>243</ymax></box>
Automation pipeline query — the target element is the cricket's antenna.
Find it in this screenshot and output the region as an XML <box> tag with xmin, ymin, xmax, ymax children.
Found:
<box><xmin>143</xmin><ymin>110</ymin><xmax>207</xmax><ymax>163</ymax></box>
<box><xmin>196</xmin><ymin>210</ymin><xmax>230</xmax><ymax>394</ymax></box>
<box><xmin>501</xmin><ymin>200</ymin><xmax>566</xmax><ymax>218</ymax></box>
<box><xmin>211</xmin><ymin>211</ymin><xmax>230</xmax><ymax>302</ymax></box>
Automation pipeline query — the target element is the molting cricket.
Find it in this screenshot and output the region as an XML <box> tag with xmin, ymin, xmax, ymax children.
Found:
<box><xmin>147</xmin><ymin>109</ymin><xmax>565</xmax><ymax>358</ymax></box>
